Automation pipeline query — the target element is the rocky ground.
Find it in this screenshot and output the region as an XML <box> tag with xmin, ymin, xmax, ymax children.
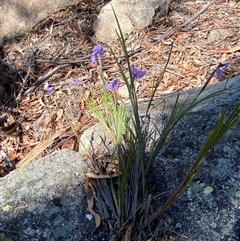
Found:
<box><xmin>0</xmin><ymin>1</ymin><xmax>240</xmax><ymax>239</ymax></box>
<box><xmin>0</xmin><ymin>0</ymin><xmax>239</xmax><ymax>172</ymax></box>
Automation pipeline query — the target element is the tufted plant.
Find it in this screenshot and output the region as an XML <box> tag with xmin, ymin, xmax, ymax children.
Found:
<box><xmin>86</xmin><ymin>7</ymin><xmax>240</xmax><ymax>241</ymax></box>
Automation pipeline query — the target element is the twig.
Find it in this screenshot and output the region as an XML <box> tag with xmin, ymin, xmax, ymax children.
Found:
<box><xmin>36</xmin><ymin>55</ymin><xmax>91</xmax><ymax>65</ymax></box>
<box><xmin>16</xmin><ymin>63</ymin><xmax>71</xmax><ymax>102</ymax></box>
<box><xmin>163</xmin><ymin>227</ymin><xmax>189</xmax><ymax>239</ymax></box>
<box><xmin>15</xmin><ymin>66</ymin><xmax>31</xmax><ymax>101</ymax></box>
<box><xmin>155</xmin><ymin>1</ymin><xmax>212</xmax><ymax>42</ymax></box>
<box><xmin>35</xmin><ymin>48</ymin><xmax>142</xmax><ymax>65</ymax></box>
<box><xmin>16</xmin><ymin>48</ymin><xmax>141</xmax><ymax>100</ymax></box>
<box><xmin>5</xmin><ymin>226</ymin><xmax>41</xmax><ymax>240</ymax></box>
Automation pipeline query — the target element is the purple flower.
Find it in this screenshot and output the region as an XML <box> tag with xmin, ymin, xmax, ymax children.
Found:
<box><xmin>90</xmin><ymin>44</ymin><xmax>104</xmax><ymax>63</ymax></box>
<box><xmin>46</xmin><ymin>86</ymin><xmax>54</xmax><ymax>94</ymax></box>
<box><xmin>216</xmin><ymin>62</ymin><xmax>229</xmax><ymax>79</ymax></box>
<box><xmin>68</xmin><ymin>79</ymin><xmax>82</xmax><ymax>88</ymax></box>
<box><xmin>130</xmin><ymin>65</ymin><xmax>146</xmax><ymax>79</ymax></box>
<box><xmin>216</xmin><ymin>68</ymin><xmax>224</xmax><ymax>79</ymax></box>
<box><xmin>218</xmin><ymin>62</ymin><xmax>230</xmax><ymax>68</ymax></box>
<box><xmin>105</xmin><ymin>79</ymin><xmax>119</xmax><ymax>90</ymax></box>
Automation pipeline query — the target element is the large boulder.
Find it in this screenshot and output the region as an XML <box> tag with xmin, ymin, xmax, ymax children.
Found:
<box><xmin>93</xmin><ymin>0</ymin><xmax>168</xmax><ymax>43</ymax></box>
<box><xmin>0</xmin><ymin>0</ymin><xmax>81</xmax><ymax>44</ymax></box>
<box><xmin>80</xmin><ymin>76</ymin><xmax>240</xmax><ymax>240</ymax></box>
<box><xmin>145</xmin><ymin>77</ymin><xmax>240</xmax><ymax>240</ymax></box>
<box><xmin>0</xmin><ymin>77</ymin><xmax>240</xmax><ymax>240</ymax></box>
<box><xmin>0</xmin><ymin>150</ymin><xmax>109</xmax><ymax>241</ymax></box>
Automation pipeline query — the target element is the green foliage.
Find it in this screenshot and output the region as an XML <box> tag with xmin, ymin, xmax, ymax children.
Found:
<box><xmin>86</xmin><ymin>6</ymin><xmax>240</xmax><ymax>240</ymax></box>
<box><xmin>88</xmin><ymin>89</ymin><xmax>127</xmax><ymax>146</ymax></box>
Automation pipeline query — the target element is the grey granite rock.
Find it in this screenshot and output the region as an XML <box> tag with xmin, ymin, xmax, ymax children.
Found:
<box><xmin>0</xmin><ymin>0</ymin><xmax>81</xmax><ymax>44</ymax></box>
<box><xmin>0</xmin><ymin>150</ymin><xmax>108</xmax><ymax>241</ymax></box>
<box><xmin>80</xmin><ymin>122</ymin><xmax>114</xmax><ymax>156</ymax></box>
<box><xmin>93</xmin><ymin>0</ymin><xmax>167</xmax><ymax>43</ymax></box>
<box><xmin>1</xmin><ymin>76</ymin><xmax>240</xmax><ymax>240</ymax></box>
<box><xmin>80</xmin><ymin>76</ymin><xmax>240</xmax><ymax>240</ymax></box>
<box><xmin>142</xmin><ymin>76</ymin><xmax>240</xmax><ymax>240</ymax></box>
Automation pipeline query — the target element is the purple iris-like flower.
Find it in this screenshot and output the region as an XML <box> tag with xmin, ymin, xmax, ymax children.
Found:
<box><xmin>68</xmin><ymin>79</ymin><xmax>82</xmax><ymax>88</ymax></box>
<box><xmin>216</xmin><ymin>68</ymin><xmax>224</xmax><ymax>79</ymax></box>
<box><xmin>90</xmin><ymin>44</ymin><xmax>104</xmax><ymax>63</ymax></box>
<box><xmin>46</xmin><ymin>86</ymin><xmax>54</xmax><ymax>94</ymax></box>
<box><xmin>105</xmin><ymin>79</ymin><xmax>119</xmax><ymax>90</ymax></box>
<box><xmin>216</xmin><ymin>62</ymin><xmax>229</xmax><ymax>79</ymax></box>
<box><xmin>219</xmin><ymin>62</ymin><xmax>230</xmax><ymax>68</ymax></box>
<box><xmin>130</xmin><ymin>65</ymin><xmax>146</xmax><ymax>78</ymax></box>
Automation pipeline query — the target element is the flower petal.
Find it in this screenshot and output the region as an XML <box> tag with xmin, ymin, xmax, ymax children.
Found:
<box><xmin>105</xmin><ymin>79</ymin><xmax>120</xmax><ymax>90</ymax></box>
<box><xmin>219</xmin><ymin>62</ymin><xmax>230</xmax><ymax>68</ymax></box>
<box><xmin>130</xmin><ymin>65</ymin><xmax>146</xmax><ymax>78</ymax></box>
<box><xmin>105</xmin><ymin>83</ymin><xmax>112</xmax><ymax>90</ymax></box>
<box><xmin>68</xmin><ymin>79</ymin><xmax>82</xmax><ymax>88</ymax></box>
<box><xmin>46</xmin><ymin>86</ymin><xmax>54</xmax><ymax>93</ymax></box>
<box><xmin>90</xmin><ymin>54</ymin><xmax>97</xmax><ymax>63</ymax></box>
<box><xmin>112</xmin><ymin>79</ymin><xmax>119</xmax><ymax>90</ymax></box>
<box><xmin>216</xmin><ymin>68</ymin><xmax>223</xmax><ymax>79</ymax></box>
<box><xmin>130</xmin><ymin>65</ymin><xmax>137</xmax><ymax>77</ymax></box>
<box><xmin>93</xmin><ymin>44</ymin><xmax>104</xmax><ymax>56</ymax></box>
<box><xmin>136</xmin><ymin>70</ymin><xmax>146</xmax><ymax>78</ymax></box>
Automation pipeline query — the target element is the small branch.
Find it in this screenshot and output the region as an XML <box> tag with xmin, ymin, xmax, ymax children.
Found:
<box><xmin>15</xmin><ymin>66</ymin><xmax>31</xmax><ymax>101</ymax></box>
<box><xmin>156</xmin><ymin>1</ymin><xmax>212</xmax><ymax>42</ymax></box>
<box><xmin>179</xmin><ymin>1</ymin><xmax>212</xmax><ymax>28</ymax></box>
<box><xmin>35</xmin><ymin>48</ymin><xmax>142</xmax><ymax>65</ymax></box>
<box><xmin>16</xmin><ymin>63</ymin><xmax>70</xmax><ymax>102</ymax></box>
<box><xmin>15</xmin><ymin>48</ymin><xmax>142</xmax><ymax>102</ymax></box>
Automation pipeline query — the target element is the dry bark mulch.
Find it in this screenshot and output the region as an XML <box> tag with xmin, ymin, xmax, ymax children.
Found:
<box><xmin>0</xmin><ymin>0</ymin><xmax>239</xmax><ymax>176</ymax></box>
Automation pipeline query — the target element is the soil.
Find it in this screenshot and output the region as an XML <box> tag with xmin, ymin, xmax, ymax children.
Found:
<box><xmin>0</xmin><ymin>0</ymin><xmax>239</xmax><ymax>174</ymax></box>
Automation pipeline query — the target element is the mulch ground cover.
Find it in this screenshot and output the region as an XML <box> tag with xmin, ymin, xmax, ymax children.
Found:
<box><xmin>0</xmin><ymin>0</ymin><xmax>239</xmax><ymax>175</ymax></box>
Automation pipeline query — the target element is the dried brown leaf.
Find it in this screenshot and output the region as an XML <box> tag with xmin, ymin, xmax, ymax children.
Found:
<box><xmin>60</xmin><ymin>138</ymin><xmax>75</xmax><ymax>150</ymax></box>
<box><xmin>121</xmin><ymin>223</ymin><xmax>132</xmax><ymax>241</ymax></box>
<box><xmin>16</xmin><ymin>131</ymin><xmax>62</xmax><ymax>168</ymax></box>
<box><xmin>107</xmin><ymin>66</ymin><xmax>119</xmax><ymax>73</ymax></box>
<box><xmin>43</xmin><ymin>114</ymin><xmax>52</xmax><ymax>130</ymax></box>
<box><xmin>85</xmin><ymin>181</ymin><xmax>101</xmax><ymax>229</ymax></box>
<box><xmin>56</xmin><ymin>109</ymin><xmax>64</xmax><ymax>121</ymax></box>
<box><xmin>39</xmin><ymin>96</ymin><xmax>46</xmax><ymax>107</ymax></box>
<box><xmin>209</xmin><ymin>45</ymin><xmax>240</xmax><ymax>53</ymax></box>
<box><xmin>85</xmin><ymin>172</ymin><xmax>118</xmax><ymax>179</ymax></box>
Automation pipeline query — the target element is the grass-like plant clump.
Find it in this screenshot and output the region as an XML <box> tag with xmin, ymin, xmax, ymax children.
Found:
<box><xmin>83</xmin><ymin>8</ymin><xmax>240</xmax><ymax>241</ymax></box>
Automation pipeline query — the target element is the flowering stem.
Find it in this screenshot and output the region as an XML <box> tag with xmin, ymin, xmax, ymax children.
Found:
<box><xmin>97</xmin><ymin>56</ymin><xmax>105</xmax><ymax>86</ymax></box>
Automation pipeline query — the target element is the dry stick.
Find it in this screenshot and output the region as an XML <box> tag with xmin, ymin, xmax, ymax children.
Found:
<box><xmin>36</xmin><ymin>54</ymin><xmax>91</xmax><ymax>64</ymax></box>
<box><xmin>35</xmin><ymin>48</ymin><xmax>142</xmax><ymax>65</ymax></box>
<box><xmin>15</xmin><ymin>66</ymin><xmax>31</xmax><ymax>100</ymax></box>
<box><xmin>179</xmin><ymin>1</ymin><xmax>212</xmax><ymax>27</ymax></box>
<box><xmin>6</xmin><ymin>227</ymin><xmax>40</xmax><ymax>240</ymax></box>
<box><xmin>17</xmin><ymin>49</ymin><xmax>142</xmax><ymax>100</ymax></box>
<box><xmin>16</xmin><ymin>63</ymin><xmax>71</xmax><ymax>103</ymax></box>
<box><xmin>155</xmin><ymin>1</ymin><xmax>212</xmax><ymax>42</ymax></box>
